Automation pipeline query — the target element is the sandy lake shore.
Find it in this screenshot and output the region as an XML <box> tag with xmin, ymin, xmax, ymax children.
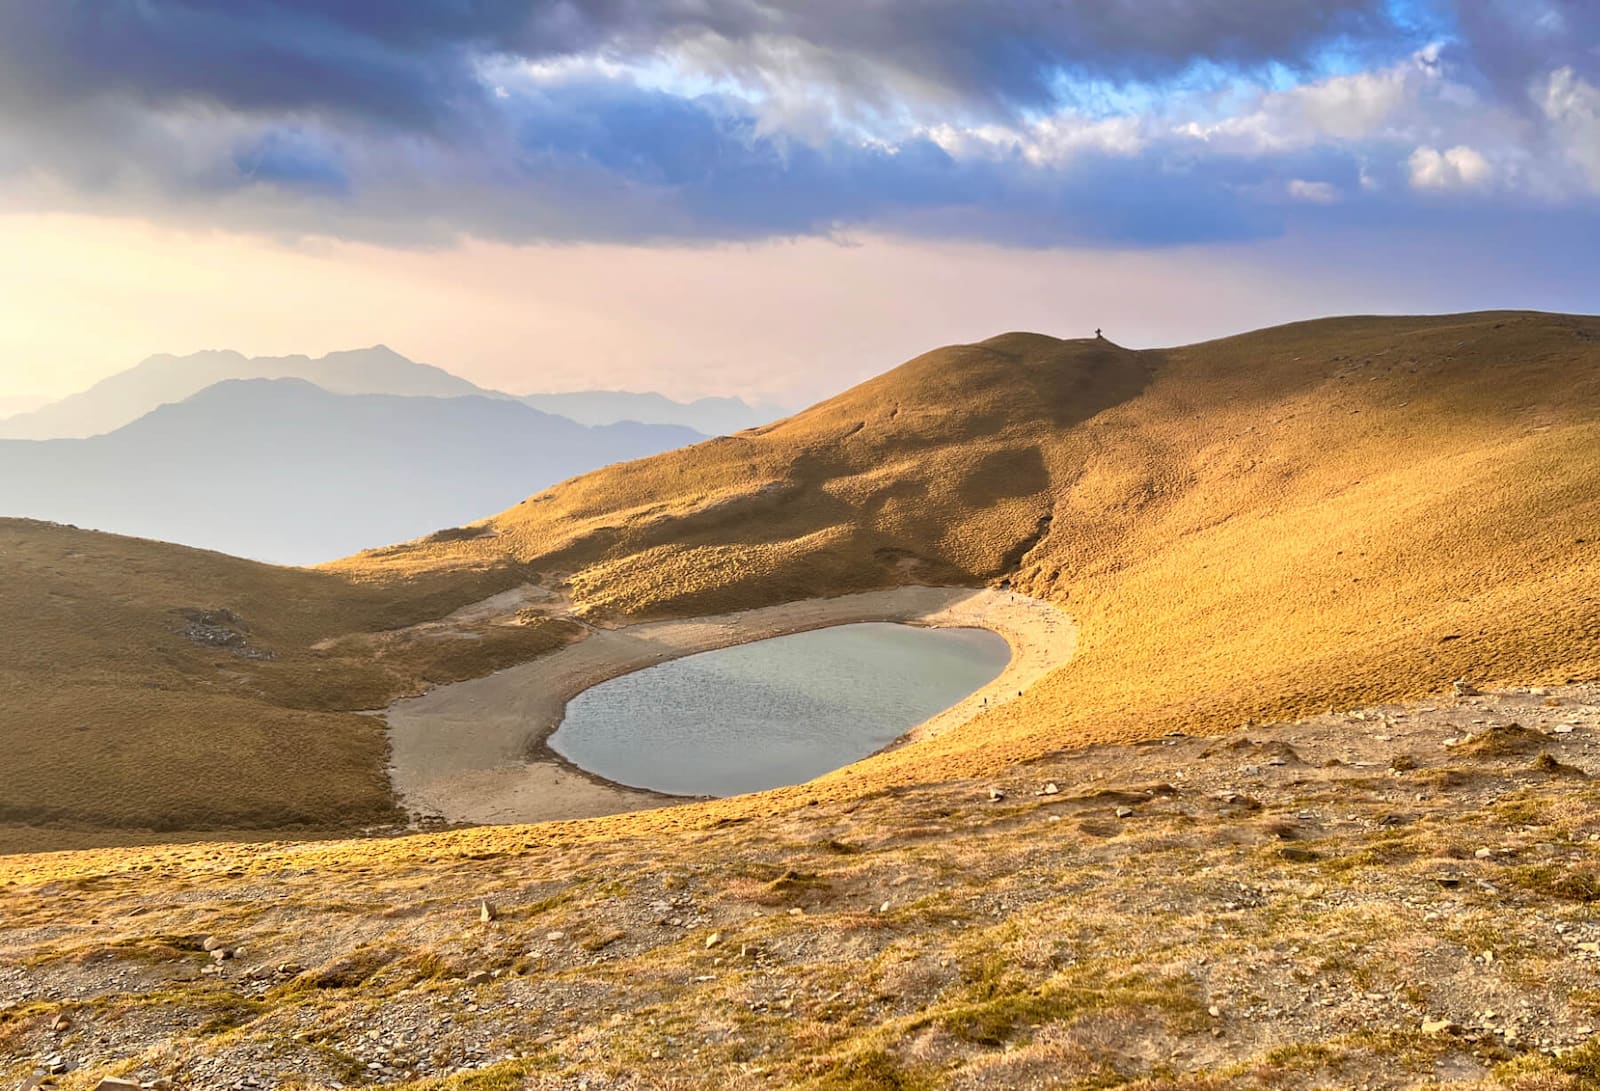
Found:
<box><xmin>385</xmin><ymin>585</ymin><xmax>1076</xmax><ymax>826</ymax></box>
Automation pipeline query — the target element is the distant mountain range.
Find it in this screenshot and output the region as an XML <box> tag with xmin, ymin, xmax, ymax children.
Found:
<box><xmin>0</xmin><ymin>345</ymin><xmax>786</xmax><ymax>563</ymax></box>
<box><xmin>0</xmin><ymin>346</ymin><xmax>484</xmax><ymax>440</ymax></box>
<box><xmin>519</xmin><ymin>390</ymin><xmax>785</xmax><ymax>434</ymax></box>
<box><xmin>0</xmin><ymin>347</ymin><xmax>783</xmax><ymax>439</ymax></box>
<box><xmin>0</xmin><ymin>379</ymin><xmax>701</xmax><ymax>565</ymax></box>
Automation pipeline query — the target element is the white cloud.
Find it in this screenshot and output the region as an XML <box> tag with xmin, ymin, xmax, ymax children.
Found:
<box><xmin>1176</xmin><ymin>52</ymin><xmax>1429</xmax><ymax>151</ymax></box>
<box><xmin>1408</xmin><ymin>145</ymin><xmax>1493</xmax><ymax>190</ymax></box>
<box><xmin>1540</xmin><ymin>67</ymin><xmax>1600</xmax><ymax>191</ymax></box>
<box><xmin>1287</xmin><ymin>179</ymin><xmax>1339</xmax><ymax>203</ymax></box>
<box><xmin>923</xmin><ymin>113</ymin><xmax>1148</xmax><ymax>164</ymax></box>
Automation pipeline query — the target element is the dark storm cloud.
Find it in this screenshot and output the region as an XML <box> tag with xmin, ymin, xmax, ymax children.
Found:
<box><xmin>1447</xmin><ymin>0</ymin><xmax>1600</xmax><ymax>95</ymax></box>
<box><xmin>0</xmin><ymin>0</ymin><xmax>1401</xmax><ymax>128</ymax></box>
<box><xmin>0</xmin><ymin>2</ymin><xmax>492</xmax><ymax>128</ymax></box>
<box><xmin>27</xmin><ymin>77</ymin><xmax>1304</xmax><ymax>248</ymax></box>
<box><xmin>0</xmin><ymin>0</ymin><xmax>1593</xmax><ymax>248</ymax></box>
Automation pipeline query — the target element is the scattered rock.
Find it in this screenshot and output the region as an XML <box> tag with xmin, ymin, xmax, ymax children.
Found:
<box><xmin>464</xmin><ymin>971</ymin><xmax>492</xmax><ymax>986</ymax></box>
<box><xmin>705</xmin><ymin>932</ymin><xmax>723</xmax><ymax>949</ymax></box>
<box><xmin>1453</xmin><ymin>679</ymin><xmax>1482</xmax><ymax>697</ymax></box>
<box><xmin>1115</xmin><ymin>806</ymin><xmax>1135</xmax><ymax>819</ymax></box>
<box><xmin>1278</xmin><ymin>846</ymin><xmax>1319</xmax><ymax>863</ymax></box>
<box><xmin>1041</xmin><ymin>782</ymin><xmax>1060</xmax><ymax>795</ymax></box>
<box><xmin>545</xmin><ymin>931</ymin><xmax>567</xmax><ymax>942</ymax></box>
<box><xmin>201</xmin><ymin>935</ymin><xmax>226</xmax><ymax>952</ymax></box>
<box><xmin>1423</xmin><ymin>1017</ymin><xmax>1462</xmax><ymax>1035</ymax></box>
<box><xmin>93</xmin><ymin>1079</ymin><xmax>143</xmax><ymax>1091</ymax></box>
<box><xmin>479</xmin><ymin>900</ymin><xmax>495</xmax><ymax>923</ymax></box>
<box><xmin>987</xmin><ymin>788</ymin><xmax>1006</xmax><ymax>802</ymax></box>
<box><xmin>177</xmin><ymin>606</ymin><xmax>247</xmax><ymax>646</ymax></box>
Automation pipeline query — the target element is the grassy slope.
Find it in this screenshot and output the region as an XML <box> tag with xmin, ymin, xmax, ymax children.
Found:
<box><xmin>0</xmin><ymin>524</ymin><xmax>576</xmax><ymax>849</ymax></box>
<box><xmin>342</xmin><ymin>310</ymin><xmax>1600</xmax><ymax>808</ymax></box>
<box><xmin>5</xmin><ymin>310</ymin><xmax>1599</xmax><ymax>850</ymax></box>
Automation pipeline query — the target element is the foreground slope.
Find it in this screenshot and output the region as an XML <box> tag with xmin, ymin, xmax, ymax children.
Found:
<box><xmin>0</xmin><ymin>379</ymin><xmax>701</xmax><ymax>564</ymax></box>
<box><xmin>3</xmin><ymin>686</ymin><xmax>1599</xmax><ymax>1090</ymax></box>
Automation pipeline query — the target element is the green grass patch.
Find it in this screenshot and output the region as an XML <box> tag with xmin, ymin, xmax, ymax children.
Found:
<box><xmin>1506</xmin><ymin>864</ymin><xmax>1600</xmax><ymax>903</ymax></box>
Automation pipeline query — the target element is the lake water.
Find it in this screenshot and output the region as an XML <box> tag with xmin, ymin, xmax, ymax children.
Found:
<box><xmin>548</xmin><ymin>622</ymin><xmax>1011</xmax><ymax>796</ymax></box>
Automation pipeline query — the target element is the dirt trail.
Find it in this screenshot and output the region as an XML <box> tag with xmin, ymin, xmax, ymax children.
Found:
<box><xmin>385</xmin><ymin>586</ymin><xmax>1075</xmax><ymax>825</ymax></box>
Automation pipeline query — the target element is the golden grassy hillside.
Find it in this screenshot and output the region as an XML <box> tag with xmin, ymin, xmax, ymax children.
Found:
<box><xmin>5</xmin><ymin>310</ymin><xmax>1598</xmax><ymax>852</ymax></box>
<box><xmin>348</xmin><ymin>331</ymin><xmax>1154</xmax><ymax>616</ymax></box>
<box><xmin>345</xmin><ymin>310</ymin><xmax>1600</xmax><ymax>804</ymax></box>
<box><xmin>0</xmin><ymin>523</ymin><xmax>577</xmax><ymax>851</ymax></box>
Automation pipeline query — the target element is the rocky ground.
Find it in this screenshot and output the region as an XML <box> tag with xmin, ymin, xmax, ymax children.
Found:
<box><xmin>4</xmin><ymin>683</ymin><xmax>1600</xmax><ymax>1090</ymax></box>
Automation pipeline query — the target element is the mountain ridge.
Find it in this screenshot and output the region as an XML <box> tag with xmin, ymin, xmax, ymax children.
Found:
<box><xmin>0</xmin><ymin>346</ymin><xmax>785</xmax><ymax>439</ymax></box>
<box><xmin>519</xmin><ymin>389</ymin><xmax>786</xmax><ymax>434</ymax></box>
<box><xmin>0</xmin><ymin>345</ymin><xmax>491</xmax><ymax>439</ymax></box>
<box><xmin>0</xmin><ymin>378</ymin><xmax>703</xmax><ymax>564</ymax></box>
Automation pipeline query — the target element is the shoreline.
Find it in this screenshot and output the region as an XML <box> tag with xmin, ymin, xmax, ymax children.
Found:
<box><xmin>384</xmin><ymin>585</ymin><xmax>1077</xmax><ymax>826</ymax></box>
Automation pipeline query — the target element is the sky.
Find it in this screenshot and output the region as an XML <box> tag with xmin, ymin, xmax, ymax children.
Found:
<box><xmin>0</xmin><ymin>0</ymin><xmax>1597</xmax><ymax>405</ymax></box>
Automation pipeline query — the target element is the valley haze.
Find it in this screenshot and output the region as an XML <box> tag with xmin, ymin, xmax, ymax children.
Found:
<box><xmin>0</xmin><ymin>346</ymin><xmax>780</xmax><ymax>564</ymax></box>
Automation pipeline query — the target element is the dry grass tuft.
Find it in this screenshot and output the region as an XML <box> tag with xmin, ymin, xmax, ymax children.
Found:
<box><xmin>1458</xmin><ymin>724</ymin><xmax>1551</xmax><ymax>758</ymax></box>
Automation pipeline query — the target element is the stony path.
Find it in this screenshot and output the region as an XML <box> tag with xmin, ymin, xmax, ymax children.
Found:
<box><xmin>3</xmin><ymin>683</ymin><xmax>1599</xmax><ymax>1090</ymax></box>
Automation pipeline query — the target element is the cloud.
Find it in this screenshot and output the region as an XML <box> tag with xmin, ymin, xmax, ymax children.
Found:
<box><xmin>0</xmin><ymin>1</ymin><xmax>1594</xmax><ymax>250</ymax></box>
<box><xmin>1540</xmin><ymin>67</ymin><xmax>1600</xmax><ymax>190</ymax></box>
<box><xmin>1287</xmin><ymin>179</ymin><xmax>1341</xmax><ymax>203</ymax></box>
<box><xmin>1407</xmin><ymin>145</ymin><xmax>1493</xmax><ymax>190</ymax></box>
<box><xmin>234</xmin><ymin>129</ymin><xmax>350</xmax><ymax>194</ymax></box>
<box><xmin>1446</xmin><ymin>0</ymin><xmax>1600</xmax><ymax>101</ymax></box>
<box><xmin>0</xmin><ymin>2</ymin><xmax>1404</xmax><ymax>129</ymax></box>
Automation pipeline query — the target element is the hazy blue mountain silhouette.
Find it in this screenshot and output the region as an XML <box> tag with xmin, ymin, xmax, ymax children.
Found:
<box><xmin>520</xmin><ymin>390</ymin><xmax>783</xmax><ymax>434</ymax></box>
<box><xmin>3</xmin><ymin>345</ymin><xmax>785</xmax><ymax>438</ymax></box>
<box><xmin>0</xmin><ymin>346</ymin><xmax>496</xmax><ymax>440</ymax></box>
<box><xmin>0</xmin><ymin>379</ymin><xmax>702</xmax><ymax>564</ymax></box>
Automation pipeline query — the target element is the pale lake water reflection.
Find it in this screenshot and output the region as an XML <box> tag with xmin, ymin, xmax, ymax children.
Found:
<box><xmin>547</xmin><ymin>622</ymin><xmax>1011</xmax><ymax>796</ymax></box>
